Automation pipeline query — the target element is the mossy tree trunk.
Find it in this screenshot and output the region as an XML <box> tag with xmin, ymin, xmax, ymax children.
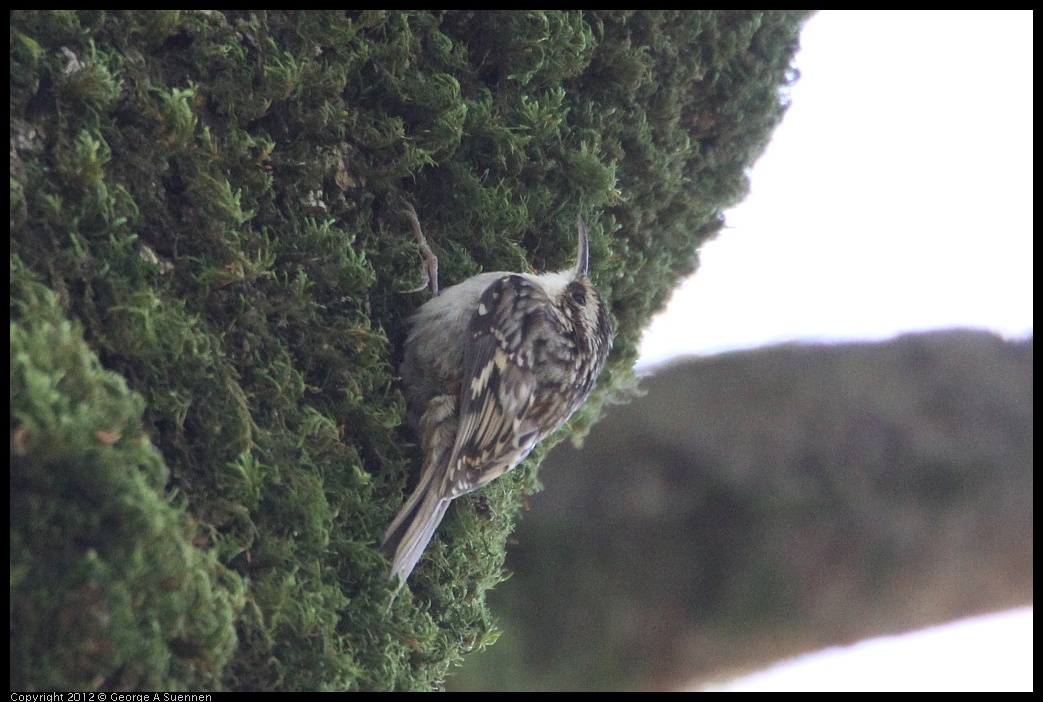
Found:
<box><xmin>11</xmin><ymin>10</ymin><xmax>812</xmax><ymax>691</ymax></box>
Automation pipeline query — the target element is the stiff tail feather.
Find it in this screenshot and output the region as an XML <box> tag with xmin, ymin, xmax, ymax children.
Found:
<box><xmin>382</xmin><ymin>462</ymin><xmax>451</xmax><ymax>583</ymax></box>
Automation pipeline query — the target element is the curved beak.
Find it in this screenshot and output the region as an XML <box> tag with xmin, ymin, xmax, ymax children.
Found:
<box><xmin>574</xmin><ymin>215</ymin><xmax>590</xmax><ymax>277</ymax></box>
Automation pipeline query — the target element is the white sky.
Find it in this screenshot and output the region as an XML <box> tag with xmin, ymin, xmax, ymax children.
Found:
<box><xmin>702</xmin><ymin>607</ymin><xmax>1033</xmax><ymax>692</ymax></box>
<box><xmin>639</xmin><ymin>10</ymin><xmax>1033</xmax><ymax>691</ymax></box>
<box><xmin>638</xmin><ymin>9</ymin><xmax>1033</xmax><ymax>368</ymax></box>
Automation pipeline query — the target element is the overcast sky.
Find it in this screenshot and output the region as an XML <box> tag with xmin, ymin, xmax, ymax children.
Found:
<box><xmin>638</xmin><ymin>10</ymin><xmax>1032</xmax><ymax>369</ymax></box>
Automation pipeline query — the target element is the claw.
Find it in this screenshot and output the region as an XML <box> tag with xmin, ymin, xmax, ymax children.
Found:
<box><xmin>402</xmin><ymin>203</ymin><xmax>440</xmax><ymax>296</ymax></box>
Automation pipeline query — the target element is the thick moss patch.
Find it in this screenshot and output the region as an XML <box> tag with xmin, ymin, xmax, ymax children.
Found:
<box><xmin>11</xmin><ymin>10</ymin><xmax>811</xmax><ymax>690</ymax></box>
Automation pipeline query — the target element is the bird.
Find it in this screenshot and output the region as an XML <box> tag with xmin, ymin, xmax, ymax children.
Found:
<box><xmin>382</xmin><ymin>207</ymin><xmax>614</xmax><ymax>583</ymax></box>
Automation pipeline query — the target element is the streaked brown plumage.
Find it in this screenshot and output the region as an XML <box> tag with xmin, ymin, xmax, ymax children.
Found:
<box><xmin>383</xmin><ymin>210</ymin><xmax>613</xmax><ymax>583</ymax></box>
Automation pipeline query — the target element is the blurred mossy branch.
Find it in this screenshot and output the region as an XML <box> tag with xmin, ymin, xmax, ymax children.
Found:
<box><xmin>10</xmin><ymin>10</ymin><xmax>812</xmax><ymax>690</ymax></box>
<box><xmin>454</xmin><ymin>331</ymin><xmax>1033</xmax><ymax>690</ymax></box>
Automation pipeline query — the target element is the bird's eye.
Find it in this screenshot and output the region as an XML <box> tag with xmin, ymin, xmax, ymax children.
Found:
<box><xmin>570</xmin><ymin>286</ymin><xmax>587</xmax><ymax>306</ymax></box>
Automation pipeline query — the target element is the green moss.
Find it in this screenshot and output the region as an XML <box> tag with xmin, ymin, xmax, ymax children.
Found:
<box><xmin>11</xmin><ymin>272</ymin><xmax>244</xmax><ymax>691</ymax></box>
<box><xmin>11</xmin><ymin>10</ymin><xmax>812</xmax><ymax>690</ymax></box>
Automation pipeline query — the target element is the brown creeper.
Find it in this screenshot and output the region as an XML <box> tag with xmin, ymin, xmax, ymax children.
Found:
<box><xmin>383</xmin><ymin>209</ymin><xmax>614</xmax><ymax>583</ymax></box>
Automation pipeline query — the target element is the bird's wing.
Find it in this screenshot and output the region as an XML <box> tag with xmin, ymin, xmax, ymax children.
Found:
<box><xmin>440</xmin><ymin>274</ymin><xmax>551</xmax><ymax>499</ymax></box>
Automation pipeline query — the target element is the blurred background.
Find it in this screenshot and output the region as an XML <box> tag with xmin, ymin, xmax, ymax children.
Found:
<box><xmin>452</xmin><ymin>10</ymin><xmax>1033</xmax><ymax>691</ymax></box>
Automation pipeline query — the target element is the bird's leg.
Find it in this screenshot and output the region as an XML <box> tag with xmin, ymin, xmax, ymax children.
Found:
<box><xmin>402</xmin><ymin>203</ymin><xmax>439</xmax><ymax>296</ymax></box>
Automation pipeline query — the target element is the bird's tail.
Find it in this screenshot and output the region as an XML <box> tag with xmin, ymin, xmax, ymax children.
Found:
<box><xmin>382</xmin><ymin>458</ymin><xmax>451</xmax><ymax>584</ymax></box>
